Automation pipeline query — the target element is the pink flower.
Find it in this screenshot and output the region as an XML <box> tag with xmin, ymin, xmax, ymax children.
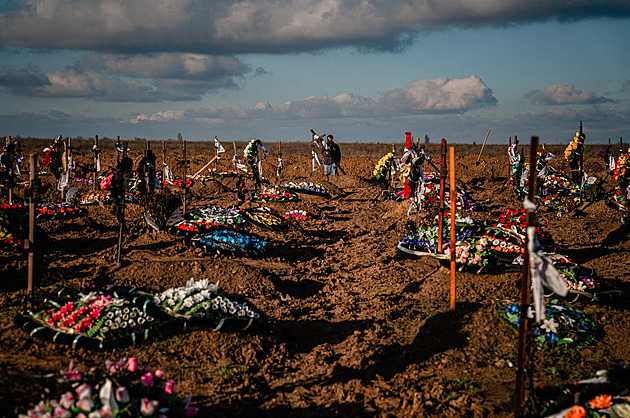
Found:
<box><xmin>115</xmin><ymin>387</ymin><xmax>130</xmax><ymax>404</ymax></box>
<box><xmin>164</xmin><ymin>379</ymin><xmax>175</xmax><ymax>395</ymax></box>
<box><xmin>99</xmin><ymin>406</ymin><xmax>114</xmax><ymax>418</ymax></box>
<box><xmin>75</xmin><ymin>383</ymin><xmax>92</xmax><ymax>400</ymax></box>
<box><xmin>140</xmin><ymin>398</ymin><xmax>159</xmax><ymax>416</ymax></box>
<box><xmin>53</xmin><ymin>406</ymin><xmax>72</xmax><ymax>418</ymax></box>
<box><xmin>154</xmin><ymin>370</ymin><xmax>164</xmax><ymax>379</ymax></box>
<box><xmin>59</xmin><ymin>392</ymin><xmax>75</xmax><ymax>409</ymax></box>
<box><xmin>185</xmin><ymin>407</ymin><xmax>199</xmax><ymax>416</ymax></box>
<box><xmin>140</xmin><ymin>372</ymin><xmax>154</xmax><ymax>387</ymax></box>
<box><xmin>126</xmin><ymin>358</ymin><xmax>138</xmax><ymax>372</ymax></box>
<box><xmin>76</xmin><ymin>396</ymin><xmax>94</xmax><ymax>412</ymax></box>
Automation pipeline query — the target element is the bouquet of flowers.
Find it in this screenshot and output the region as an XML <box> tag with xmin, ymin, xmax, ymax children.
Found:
<box><xmin>559</xmin><ymin>394</ymin><xmax>630</xmax><ymax>418</ymax></box>
<box><xmin>373</xmin><ymin>153</ymin><xmax>395</xmax><ymax>181</ymax></box>
<box><xmin>283</xmin><ymin>209</ymin><xmax>314</xmax><ymax>221</ymax></box>
<box><xmin>564</xmin><ymin>132</ymin><xmax>586</xmax><ymax>164</ymax></box>
<box><xmin>36</xmin><ymin>202</ymin><xmax>85</xmax><ymax>220</ymax></box>
<box><xmin>19</xmin><ymin>358</ymin><xmax>198</xmax><ymax>418</ymax></box>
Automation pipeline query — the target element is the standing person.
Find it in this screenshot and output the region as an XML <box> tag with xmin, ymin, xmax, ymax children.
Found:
<box><xmin>322</xmin><ymin>134</ymin><xmax>341</xmax><ymax>176</ymax></box>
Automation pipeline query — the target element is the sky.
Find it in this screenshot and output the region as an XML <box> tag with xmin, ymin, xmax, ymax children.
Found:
<box><xmin>0</xmin><ymin>1</ymin><xmax>629</xmax><ymax>144</ymax></box>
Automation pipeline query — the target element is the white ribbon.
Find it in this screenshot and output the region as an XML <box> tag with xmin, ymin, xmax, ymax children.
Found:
<box><xmin>525</xmin><ymin>198</ymin><xmax>568</xmax><ymax>322</ymax></box>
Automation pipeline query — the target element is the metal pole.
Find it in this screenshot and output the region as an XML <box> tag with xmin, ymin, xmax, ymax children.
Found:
<box><xmin>514</xmin><ymin>136</ymin><xmax>539</xmax><ymax>417</ymax></box>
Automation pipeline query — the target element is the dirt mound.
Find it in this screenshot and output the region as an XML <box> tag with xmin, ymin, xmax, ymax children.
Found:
<box><xmin>1</xmin><ymin>142</ymin><xmax>629</xmax><ymax>417</ymax></box>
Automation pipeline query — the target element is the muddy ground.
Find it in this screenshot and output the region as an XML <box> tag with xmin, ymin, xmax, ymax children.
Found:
<box><xmin>1</xmin><ymin>140</ymin><xmax>629</xmax><ymax>417</ymax></box>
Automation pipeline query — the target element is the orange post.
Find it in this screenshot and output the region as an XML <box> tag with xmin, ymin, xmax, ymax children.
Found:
<box><xmin>449</xmin><ymin>145</ymin><xmax>456</xmax><ymax>311</ymax></box>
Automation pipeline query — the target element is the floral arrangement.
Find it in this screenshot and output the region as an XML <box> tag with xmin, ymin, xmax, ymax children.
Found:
<box><xmin>187</xmin><ymin>207</ymin><xmax>245</xmax><ymax>228</ymax></box>
<box><xmin>561</xmin><ymin>394</ymin><xmax>630</xmax><ymax>418</ymax></box>
<box><xmin>495</xmin><ymin>207</ymin><xmax>555</xmax><ymax>250</ymax></box>
<box><xmin>19</xmin><ymin>358</ymin><xmax>197</xmax><ymax>418</ymax></box>
<box><xmin>283</xmin><ymin>210</ymin><xmax>313</xmax><ymax>221</ymax></box>
<box><xmin>154</xmin><ymin>278</ymin><xmax>260</xmax><ymax>327</ymax></box>
<box><xmin>252</xmin><ymin>189</ymin><xmax>299</xmax><ymax>202</ymax></box>
<box><xmin>16</xmin><ymin>180</ymin><xmax>52</xmax><ymax>190</ymax></box>
<box><xmin>279</xmin><ymin>182</ymin><xmax>330</xmax><ymax>197</ymax></box>
<box><xmin>215</xmin><ymin>170</ymin><xmax>254</xmax><ymax>180</ymax></box>
<box><xmin>420</xmin><ymin>178</ymin><xmax>477</xmax><ymax>212</ymax></box>
<box><xmin>565</xmin><ymin>132</ymin><xmax>586</xmax><ymax>164</ymax></box>
<box><xmin>190</xmin><ymin>229</ymin><xmax>268</xmax><ymax>257</ymax></box>
<box><xmin>17</xmin><ymin>282</ymin><xmax>261</xmax><ymax>349</ymax></box>
<box><xmin>241</xmin><ymin>207</ymin><xmax>286</xmax><ymax>230</ymax></box>
<box><xmin>496</xmin><ymin>299</ymin><xmax>596</xmax><ymax>349</ymax></box>
<box><xmin>607</xmin><ymin>188</ymin><xmax>629</xmax><ymax>211</ymax></box>
<box><xmin>80</xmin><ymin>191</ymin><xmax>112</xmax><ymax>205</ymax></box>
<box><xmin>18</xmin><ymin>287</ymin><xmax>170</xmax><ymax>349</ymax></box>
<box><xmin>244</xmin><ymin>139</ymin><xmax>264</xmax><ymax>164</ymax></box>
<box><xmin>0</xmin><ymin>204</ymin><xmax>27</xmax><ymax>246</ymax></box>
<box><xmin>36</xmin><ymin>202</ymin><xmax>85</xmax><ymax>220</ymax></box>
<box><xmin>164</xmin><ymin>177</ymin><xmax>193</xmax><ymax>188</ymax></box>
<box><xmin>373</xmin><ymin>153</ymin><xmax>395</xmax><ymax>181</ymax></box>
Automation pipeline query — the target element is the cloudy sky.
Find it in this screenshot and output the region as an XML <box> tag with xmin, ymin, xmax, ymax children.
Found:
<box><xmin>0</xmin><ymin>0</ymin><xmax>629</xmax><ymax>144</ymax></box>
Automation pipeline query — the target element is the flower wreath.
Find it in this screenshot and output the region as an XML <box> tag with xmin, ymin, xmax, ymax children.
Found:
<box><xmin>495</xmin><ymin>299</ymin><xmax>596</xmax><ymax>349</ymax></box>
<box><xmin>16</xmin><ymin>280</ymin><xmax>261</xmax><ymax>350</ymax></box>
<box><xmin>188</xmin><ymin>228</ymin><xmax>269</xmax><ymax>257</ymax></box>
<box><xmin>241</xmin><ymin>207</ymin><xmax>287</xmax><ymax>230</ymax></box>
<box><xmin>279</xmin><ymin>181</ymin><xmax>330</xmax><ymax>197</ymax></box>
<box><xmin>565</xmin><ymin>131</ymin><xmax>586</xmax><ymax>164</ymax></box>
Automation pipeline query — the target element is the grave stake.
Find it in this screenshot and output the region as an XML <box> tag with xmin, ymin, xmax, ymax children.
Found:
<box><xmin>115</xmin><ymin>142</ymin><xmax>129</xmax><ymax>268</ymax></box>
<box><xmin>513</xmin><ymin>135</ymin><xmax>539</xmax><ymax>418</ymax></box>
<box><xmin>475</xmin><ymin>129</ymin><xmax>491</xmax><ymax>166</ymax></box>
<box><xmin>438</xmin><ymin>138</ymin><xmax>447</xmax><ymax>252</ymax></box>
<box><xmin>182</xmin><ymin>140</ymin><xmax>187</xmax><ymax>215</ymax></box>
<box><xmin>92</xmin><ymin>135</ymin><xmax>99</xmax><ymax>190</ymax></box>
<box><xmin>26</xmin><ymin>153</ymin><xmax>39</xmax><ymax>306</ymax></box>
<box><xmin>449</xmin><ymin>145</ymin><xmax>456</xmax><ymax>311</ymax></box>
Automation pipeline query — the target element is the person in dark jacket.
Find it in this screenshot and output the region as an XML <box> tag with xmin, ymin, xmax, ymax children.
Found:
<box><xmin>322</xmin><ymin>135</ymin><xmax>341</xmax><ymax>176</ymax></box>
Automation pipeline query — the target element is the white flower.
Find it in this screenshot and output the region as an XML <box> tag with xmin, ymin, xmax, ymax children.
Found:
<box><xmin>541</xmin><ymin>318</ymin><xmax>559</xmax><ymax>334</ymax></box>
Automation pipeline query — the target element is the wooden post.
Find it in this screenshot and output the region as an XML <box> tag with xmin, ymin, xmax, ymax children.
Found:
<box><xmin>621</xmin><ymin>137</ymin><xmax>624</xmax><ymax>154</ymax></box>
<box><xmin>182</xmin><ymin>140</ymin><xmax>187</xmax><ymax>215</ymax></box>
<box><xmin>449</xmin><ymin>145</ymin><xmax>456</xmax><ymax>311</ymax></box>
<box><xmin>27</xmin><ymin>153</ymin><xmax>38</xmax><ymax>306</ymax></box>
<box><xmin>508</xmin><ymin>137</ymin><xmax>512</xmax><ymax>186</ymax></box>
<box><xmin>115</xmin><ymin>142</ymin><xmax>128</xmax><ymax>268</ymax></box>
<box><xmin>475</xmin><ymin>129</ymin><xmax>491</xmax><ymax>166</ymax></box>
<box><xmin>92</xmin><ymin>135</ymin><xmax>99</xmax><ymax>190</ymax></box>
<box><xmin>214</xmin><ymin>136</ymin><xmax>219</xmax><ymax>173</ymax></box>
<box><xmin>116</xmin><ymin>136</ymin><xmax>121</xmax><ymax>165</ymax></box>
<box><xmin>514</xmin><ymin>136</ymin><xmax>539</xmax><ymax>418</ymax></box>
<box><xmin>438</xmin><ymin>138</ymin><xmax>447</xmax><ymax>252</ymax></box>
<box><xmin>6</xmin><ymin>136</ymin><xmax>13</xmax><ymax>205</ymax></box>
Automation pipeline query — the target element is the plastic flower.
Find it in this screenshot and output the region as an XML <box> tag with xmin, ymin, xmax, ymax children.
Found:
<box><xmin>564</xmin><ymin>405</ymin><xmax>586</xmax><ymax>418</ymax></box>
<box><xmin>140</xmin><ymin>398</ymin><xmax>159</xmax><ymax>416</ymax></box>
<box><xmin>140</xmin><ymin>372</ymin><xmax>154</xmax><ymax>387</ymax></box>
<box><xmin>115</xmin><ymin>387</ymin><xmax>130</xmax><ymax>404</ymax></box>
<box><xmin>541</xmin><ymin>318</ymin><xmax>559</xmax><ymax>334</ymax></box>
<box><xmin>589</xmin><ymin>394</ymin><xmax>613</xmax><ymax>409</ymax></box>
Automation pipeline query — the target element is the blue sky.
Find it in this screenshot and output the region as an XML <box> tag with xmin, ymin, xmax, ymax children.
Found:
<box><xmin>1</xmin><ymin>1</ymin><xmax>629</xmax><ymax>144</ymax></box>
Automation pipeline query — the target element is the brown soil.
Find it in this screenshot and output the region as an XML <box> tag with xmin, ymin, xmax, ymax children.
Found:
<box><xmin>1</xmin><ymin>140</ymin><xmax>629</xmax><ymax>417</ymax></box>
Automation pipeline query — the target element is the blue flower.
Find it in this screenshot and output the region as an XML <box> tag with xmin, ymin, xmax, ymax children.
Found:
<box><xmin>545</xmin><ymin>333</ymin><xmax>559</xmax><ymax>344</ymax></box>
<box><xmin>506</xmin><ymin>304</ymin><xmax>519</xmax><ymax>315</ymax></box>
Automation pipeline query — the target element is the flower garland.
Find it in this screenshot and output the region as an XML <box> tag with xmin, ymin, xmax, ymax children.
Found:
<box><xmin>279</xmin><ymin>181</ymin><xmax>330</xmax><ymax>197</ymax></box>
<box><xmin>154</xmin><ymin>278</ymin><xmax>260</xmax><ymax>327</ymax></box>
<box><xmin>164</xmin><ymin>176</ymin><xmax>193</xmax><ymax>188</ymax></box>
<box><xmin>80</xmin><ymin>191</ymin><xmax>113</xmax><ymax>205</ymax></box>
<box><xmin>283</xmin><ymin>210</ymin><xmax>314</xmax><ymax>221</ymax></box>
<box><xmin>188</xmin><ymin>207</ymin><xmax>245</xmax><ymax>228</ymax></box>
<box><xmin>252</xmin><ymin>189</ymin><xmax>299</xmax><ymax>202</ymax></box>
<box><xmin>36</xmin><ymin>202</ymin><xmax>85</xmax><ymax>220</ymax></box>
<box><xmin>241</xmin><ymin>207</ymin><xmax>287</xmax><ymax>230</ymax></box>
<box><xmin>215</xmin><ymin>170</ymin><xmax>254</xmax><ymax>180</ymax></box>
<box><xmin>19</xmin><ymin>358</ymin><xmax>198</xmax><ymax>418</ymax></box>
<box><xmin>190</xmin><ymin>228</ymin><xmax>268</xmax><ymax>257</ymax></box>
<box><xmin>496</xmin><ymin>299</ymin><xmax>596</xmax><ymax>349</ymax></box>
<box><xmin>565</xmin><ymin>131</ymin><xmax>586</xmax><ymax>164</ymax></box>
<box><xmin>373</xmin><ymin>153</ymin><xmax>395</xmax><ymax>181</ymax></box>
<box><xmin>244</xmin><ymin>138</ymin><xmax>263</xmax><ymax>164</ymax></box>
<box><xmin>420</xmin><ymin>178</ymin><xmax>477</xmax><ymax>212</ymax></box>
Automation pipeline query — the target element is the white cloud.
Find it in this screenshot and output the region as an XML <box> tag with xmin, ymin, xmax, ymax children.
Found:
<box><xmin>131</xmin><ymin>110</ymin><xmax>185</xmax><ymax>124</ymax></box>
<box><xmin>382</xmin><ymin>75</ymin><xmax>497</xmax><ymax>112</ymax></box>
<box><xmin>1</xmin><ymin>1</ymin><xmax>628</xmax><ymax>53</ymax></box>
<box><xmin>526</xmin><ymin>84</ymin><xmax>613</xmax><ymax>105</ymax></box>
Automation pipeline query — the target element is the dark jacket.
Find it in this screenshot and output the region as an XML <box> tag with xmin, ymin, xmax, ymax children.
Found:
<box><xmin>322</xmin><ymin>142</ymin><xmax>341</xmax><ymax>165</ymax></box>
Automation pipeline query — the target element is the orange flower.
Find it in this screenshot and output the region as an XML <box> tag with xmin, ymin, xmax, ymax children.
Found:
<box><xmin>564</xmin><ymin>405</ymin><xmax>586</xmax><ymax>418</ymax></box>
<box><xmin>589</xmin><ymin>394</ymin><xmax>613</xmax><ymax>409</ymax></box>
